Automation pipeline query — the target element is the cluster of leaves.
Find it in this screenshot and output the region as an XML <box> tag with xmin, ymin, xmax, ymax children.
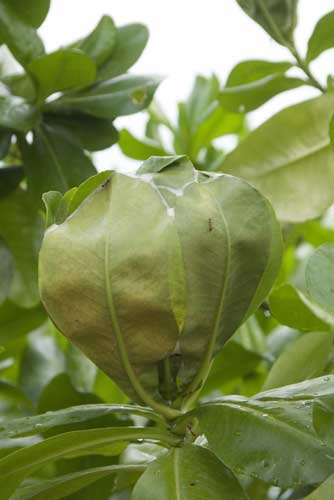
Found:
<box><xmin>1</xmin><ymin>1</ymin><xmax>334</xmax><ymax>499</ymax></box>
<box><xmin>119</xmin><ymin>74</ymin><xmax>247</xmax><ymax>171</ymax></box>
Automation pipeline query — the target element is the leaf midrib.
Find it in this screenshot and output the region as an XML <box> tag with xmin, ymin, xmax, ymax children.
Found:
<box><xmin>227</xmin><ymin>139</ymin><xmax>330</xmax><ymax>180</ymax></box>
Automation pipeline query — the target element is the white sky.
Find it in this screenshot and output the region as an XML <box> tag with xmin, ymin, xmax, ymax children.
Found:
<box><xmin>39</xmin><ymin>0</ymin><xmax>334</xmax><ymax>169</ymax></box>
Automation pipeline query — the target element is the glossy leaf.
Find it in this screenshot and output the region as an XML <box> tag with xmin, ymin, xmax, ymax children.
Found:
<box><xmin>28</xmin><ymin>50</ymin><xmax>97</xmax><ymax>99</ymax></box>
<box><xmin>0</xmin><ymin>166</ymin><xmax>24</xmax><ymax>199</ymax></box>
<box><xmin>0</xmin><ymin>96</ymin><xmax>38</xmax><ymax>132</ymax></box>
<box><xmin>0</xmin><ymin>404</ymin><xmax>164</xmax><ymax>439</ymax></box>
<box><xmin>226</xmin><ymin>60</ymin><xmax>293</xmax><ymax>87</ymax></box>
<box><xmin>132</xmin><ymin>444</ymin><xmax>247</xmax><ymax>500</ymax></box>
<box><xmin>3</xmin><ymin>0</ymin><xmax>50</xmax><ymax>28</ymax></box>
<box><xmin>202</xmin><ymin>340</ymin><xmax>263</xmax><ymax>395</ymax></box>
<box><xmin>313</xmin><ymin>394</ymin><xmax>334</xmax><ymax>449</ymax></box>
<box><xmin>66</xmin><ymin>344</ymin><xmax>97</xmax><ymax>393</ymax></box>
<box><xmin>42</xmin><ymin>171</ymin><xmax>112</xmax><ymax>229</ymax></box>
<box><xmin>306</xmin><ymin>244</ymin><xmax>334</xmax><ymax>312</ymax></box>
<box><xmin>0</xmin><ymin>239</ymin><xmax>14</xmax><ymax>305</ymax></box>
<box><xmin>21</xmin><ymin>124</ymin><xmax>96</xmax><ymax>205</ymax></box>
<box><xmin>0</xmin><ymin>189</ymin><xmax>43</xmax><ymax>307</ymax></box>
<box><xmin>19</xmin><ymin>324</ymin><xmax>65</xmax><ymax>404</ymax></box>
<box><xmin>0</xmin><ymin>378</ymin><xmax>31</xmax><ymax>407</ymax></box>
<box><xmin>257</xmin><ymin>375</ymin><xmax>334</xmax><ymax>400</ymax></box>
<box><xmin>0</xmin><ymin>130</ymin><xmax>12</xmax><ymax>159</ymax></box>
<box><xmin>263</xmin><ymin>331</ymin><xmax>333</xmax><ymax>390</ymax></box>
<box><xmin>12</xmin><ymin>464</ymin><xmax>145</xmax><ymax>500</ymax></box>
<box><xmin>119</xmin><ymin>129</ymin><xmax>167</xmax><ymax>160</ymax></box>
<box><xmin>39</xmin><ymin>157</ymin><xmax>282</xmax><ymax>403</ymax></box>
<box><xmin>191</xmin><ymin>103</ymin><xmax>243</xmax><ymax>157</ymax></box>
<box><xmin>47</xmin><ymin>74</ymin><xmax>162</xmax><ymax>119</ymax></box>
<box><xmin>307</xmin><ymin>12</ymin><xmax>334</xmax><ymax>63</ymax></box>
<box><xmin>0</xmin><ymin>2</ymin><xmax>44</xmax><ymax>67</ymax></box>
<box><xmin>2</xmin><ymin>73</ymin><xmax>36</xmax><ymax>100</ymax></box>
<box><xmin>75</xmin><ymin>15</ymin><xmax>116</xmax><ymax>66</ymax></box>
<box><xmin>305</xmin><ymin>473</ymin><xmax>334</xmax><ymax>500</ymax></box>
<box><xmin>0</xmin><ymin>300</ymin><xmax>45</xmax><ymax>344</ymax></box>
<box><xmin>197</xmin><ymin>380</ymin><xmax>334</xmax><ymax>488</ymax></box>
<box><xmin>220</xmin><ymin>74</ymin><xmax>305</xmax><ymax>112</ymax></box>
<box><xmin>269</xmin><ymin>284</ymin><xmax>332</xmax><ymax>331</ymax></box>
<box><xmin>43</xmin><ymin>113</ymin><xmax>119</xmax><ymax>151</ymax></box>
<box><xmin>223</xmin><ymin>94</ymin><xmax>334</xmax><ymax>222</ymax></box>
<box><xmin>0</xmin><ymin>427</ymin><xmax>178</xmax><ymax>500</ymax></box>
<box><xmin>97</xmin><ymin>24</ymin><xmax>149</xmax><ymax>80</ymax></box>
<box><xmin>236</xmin><ymin>0</ymin><xmax>298</xmax><ymax>45</ymax></box>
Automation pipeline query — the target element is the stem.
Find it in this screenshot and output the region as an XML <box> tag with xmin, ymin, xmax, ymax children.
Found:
<box><xmin>290</xmin><ymin>47</ymin><xmax>325</xmax><ymax>92</ymax></box>
<box><xmin>257</xmin><ymin>0</ymin><xmax>325</xmax><ymax>93</ymax></box>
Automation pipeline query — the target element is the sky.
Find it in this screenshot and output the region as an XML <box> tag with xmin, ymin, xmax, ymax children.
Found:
<box><xmin>39</xmin><ymin>0</ymin><xmax>334</xmax><ymax>169</ymax></box>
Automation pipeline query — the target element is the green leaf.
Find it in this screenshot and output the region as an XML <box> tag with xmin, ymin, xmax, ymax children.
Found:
<box><xmin>0</xmin><ymin>2</ymin><xmax>44</xmax><ymax>67</ymax></box>
<box><xmin>0</xmin><ymin>427</ymin><xmax>179</xmax><ymax>500</ymax></box>
<box><xmin>0</xmin><ymin>404</ymin><xmax>164</xmax><ymax>439</ymax></box>
<box><xmin>119</xmin><ymin>129</ymin><xmax>167</xmax><ymax>160</ymax></box>
<box><xmin>236</xmin><ymin>0</ymin><xmax>298</xmax><ymax>45</ymax></box>
<box><xmin>0</xmin><ymin>96</ymin><xmax>38</xmax><ymax>132</ymax></box>
<box><xmin>202</xmin><ymin>340</ymin><xmax>263</xmax><ymax>395</ymax></box>
<box><xmin>0</xmin><ymin>300</ymin><xmax>45</xmax><ymax>345</ymax></box>
<box><xmin>0</xmin><ymin>189</ymin><xmax>43</xmax><ymax>307</ymax></box>
<box><xmin>66</xmin><ymin>344</ymin><xmax>97</xmax><ymax>393</ymax></box>
<box><xmin>313</xmin><ymin>394</ymin><xmax>334</xmax><ymax>449</ymax></box>
<box><xmin>66</xmin><ymin>171</ymin><xmax>111</xmax><ymax>216</ymax></box>
<box><xmin>0</xmin><ymin>166</ymin><xmax>24</xmax><ymax>198</ymax></box>
<box><xmin>0</xmin><ymin>129</ymin><xmax>12</xmax><ymax>159</ymax></box>
<box><xmin>39</xmin><ymin>160</ymin><xmax>282</xmax><ymax>404</ymax></box>
<box><xmin>19</xmin><ymin>324</ymin><xmax>65</xmax><ymax>404</ymax></box>
<box><xmin>2</xmin><ymin>73</ymin><xmax>36</xmax><ymax>100</ymax></box>
<box><xmin>43</xmin><ymin>113</ymin><xmax>119</xmax><ymax>151</ymax></box>
<box><xmin>220</xmin><ymin>74</ymin><xmax>305</xmax><ymax>113</ymax></box>
<box><xmin>222</xmin><ymin>94</ymin><xmax>334</xmax><ymax>222</ymax></box>
<box><xmin>3</xmin><ymin>0</ymin><xmax>50</xmax><ymax>28</ymax></box>
<box><xmin>42</xmin><ymin>172</ymin><xmax>112</xmax><ymax>228</ymax></box>
<box><xmin>12</xmin><ymin>464</ymin><xmax>145</xmax><ymax>500</ymax></box>
<box><xmin>257</xmin><ymin>375</ymin><xmax>334</xmax><ymax>400</ymax></box>
<box><xmin>28</xmin><ymin>49</ymin><xmax>97</xmax><ymax>99</ymax></box>
<box><xmin>42</xmin><ymin>191</ymin><xmax>63</xmax><ymax>228</ymax></box>
<box><xmin>263</xmin><ymin>331</ymin><xmax>333</xmax><ymax>390</ymax></box>
<box><xmin>47</xmin><ymin>74</ymin><xmax>162</xmax><ymax>119</ymax></box>
<box><xmin>330</xmin><ymin>112</ymin><xmax>334</xmax><ymax>148</ymax></box>
<box><xmin>269</xmin><ymin>284</ymin><xmax>332</xmax><ymax>331</ymax></box>
<box><xmin>0</xmin><ymin>378</ymin><xmax>31</xmax><ymax>407</ymax></box>
<box><xmin>305</xmin><ymin>473</ymin><xmax>334</xmax><ymax>499</ymax></box>
<box><xmin>191</xmin><ymin>104</ymin><xmax>244</xmax><ymax>157</ymax></box>
<box><xmin>307</xmin><ymin>12</ymin><xmax>334</xmax><ymax>63</ymax></box>
<box><xmin>196</xmin><ymin>387</ymin><xmax>334</xmax><ymax>488</ymax></box>
<box><xmin>132</xmin><ymin>444</ymin><xmax>247</xmax><ymax>500</ymax></box>
<box><xmin>226</xmin><ymin>60</ymin><xmax>293</xmax><ymax>86</ymax></box>
<box><xmin>174</xmin><ymin>75</ymin><xmax>222</xmax><ymax>155</ymax></box>
<box><xmin>75</xmin><ymin>15</ymin><xmax>116</xmax><ymax>66</ymax></box>
<box><xmin>0</xmin><ymin>239</ymin><xmax>14</xmax><ymax>305</ymax></box>
<box><xmin>21</xmin><ymin>125</ymin><xmax>96</xmax><ymax>205</ymax></box>
<box><xmin>306</xmin><ymin>244</ymin><xmax>334</xmax><ymax>312</ymax></box>
<box><xmin>97</xmin><ymin>24</ymin><xmax>149</xmax><ymax>80</ymax></box>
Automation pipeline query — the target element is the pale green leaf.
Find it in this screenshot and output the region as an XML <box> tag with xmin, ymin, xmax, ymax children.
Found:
<box><xmin>307</xmin><ymin>11</ymin><xmax>334</xmax><ymax>63</ymax></box>
<box><xmin>132</xmin><ymin>445</ymin><xmax>247</xmax><ymax>500</ymax></box>
<box><xmin>223</xmin><ymin>94</ymin><xmax>334</xmax><ymax>222</ymax></box>
<box><xmin>263</xmin><ymin>331</ymin><xmax>333</xmax><ymax>390</ymax></box>
<box><xmin>28</xmin><ymin>49</ymin><xmax>97</xmax><ymax>99</ymax></box>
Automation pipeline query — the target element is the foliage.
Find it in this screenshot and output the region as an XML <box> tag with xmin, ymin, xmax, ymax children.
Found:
<box><xmin>0</xmin><ymin>1</ymin><xmax>334</xmax><ymax>499</ymax></box>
